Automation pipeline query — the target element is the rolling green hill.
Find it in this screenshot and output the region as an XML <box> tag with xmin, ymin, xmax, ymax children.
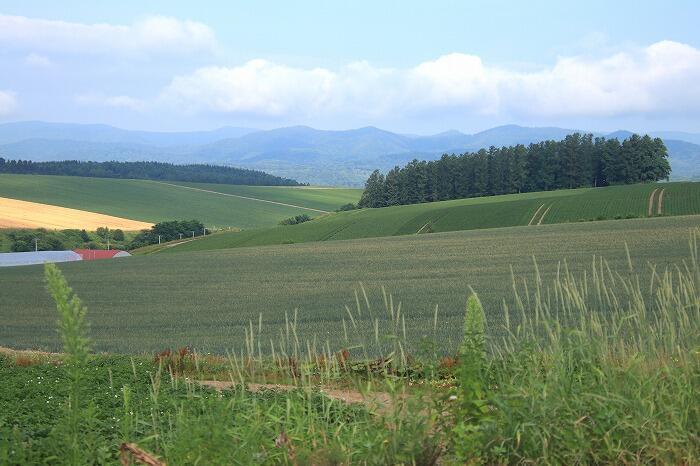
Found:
<box><xmin>0</xmin><ymin>174</ymin><xmax>361</xmax><ymax>229</ymax></box>
<box><xmin>161</xmin><ymin>182</ymin><xmax>700</xmax><ymax>254</ymax></box>
<box><xmin>169</xmin><ymin>181</ymin><xmax>361</xmax><ymax>212</ymax></box>
<box><xmin>0</xmin><ymin>215</ymin><xmax>696</xmax><ymax>353</ymax></box>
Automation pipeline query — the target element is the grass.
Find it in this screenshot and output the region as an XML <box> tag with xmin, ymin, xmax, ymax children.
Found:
<box><xmin>0</xmin><ymin>174</ymin><xmax>361</xmax><ymax>229</ymax></box>
<box><xmin>0</xmin><ymin>230</ymin><xmax>698</xmax><ymax>464</ymax></box>
<box><xmin>160</xmin><ymin>181</ymin><xmax>700</xmax><ymax>254</ymax></box>
<box><xmin>1</xmin><ymin>214</ymin><xmax>698</xmax><ymax>354</ymax></box>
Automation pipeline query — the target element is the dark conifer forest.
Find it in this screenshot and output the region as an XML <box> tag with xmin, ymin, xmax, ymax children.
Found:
<box><xmin>359</xmin><ymin>133</ymin><xmax>671</xmax><ymax>208</ymax></box>
<box><xmin>0</xmin><ymin>159</ymin><xmax>303</xmax><ymax>186</ymax></box>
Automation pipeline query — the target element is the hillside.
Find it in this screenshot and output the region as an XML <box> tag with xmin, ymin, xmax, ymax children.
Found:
<box><xmin>0</xmin><ymin>214</ymin><xmax>695</xmax><ymax>353</ymax></box>
<box><xmin>171</xmin><ymin>182</ymin><xmax>362</xmax><ymax>212</ymax></box>
<box><xmin>159</xmin><ymin>182</ymin><xmax>700</xmax><ymax>253</ymax></box>
<box><xmin>2</xmin><ymin>121</ymin><xmax>698</xmax><ymax>185</ymax></box>
<box><xmin>0</xmin><ymin>174</ymin><xmax>361</xmax><ymax>229</ymax></box>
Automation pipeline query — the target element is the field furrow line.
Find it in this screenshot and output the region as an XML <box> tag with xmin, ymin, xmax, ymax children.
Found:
<box><xmin>537</xmin><ymin>205</ymin><xmax>552</xmax><ymax>225</ymax></box>
<box><xmin>647</xmin><ymin>188</ymin><xmax>658</xmax><ymax>217</ymax></box>
<box><xmin>416</xmin><ymin>221</ymin><xmax>433</xmax><ymax>234</ymax></box>
<box><xmin>528</xmin><ymin>204</ymin><xmax>545</xmax><ymax>226</ymax></box>
<box><xmin>657</xmin><ymin>188</ymin><xmax>665</xmax><ymax>215</ymax></box>
<box><xmin>152</xmin><ymin>181</ymin><xmax>330</xmax><ymax>213</ymax></box>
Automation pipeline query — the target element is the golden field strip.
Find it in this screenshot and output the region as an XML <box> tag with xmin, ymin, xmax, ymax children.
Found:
<box><xmin>0</xmin><ymin>196</ymin><xmax>152</xmax><ymax>230</ymax></box>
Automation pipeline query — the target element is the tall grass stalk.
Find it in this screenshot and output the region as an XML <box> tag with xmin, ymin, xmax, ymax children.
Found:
<box><xmin>44</xmin><ymin>263</ymin><xmax>92</xmax><ymax>465</ymax></box>
<box><xmin>473</xmin><ymin>229</ymin><xmax>700</xmax><ymax>463</ymax></box>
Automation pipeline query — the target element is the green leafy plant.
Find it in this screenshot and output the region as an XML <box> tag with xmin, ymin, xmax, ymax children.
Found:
<box><xmin>452</xmin><ymin>292</ymin><xmax>491</xmax><ymax>462</ymax></box>
<box><xmin>44</xmin><ymin>263</ymin><xmax>92</xmax><ymax>465</ymax></box>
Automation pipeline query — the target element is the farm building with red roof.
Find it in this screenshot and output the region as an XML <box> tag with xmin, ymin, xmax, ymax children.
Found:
<box><xmin>73</xmin><ymin>249</ymin><xmax>131</xmax><ymax>260</ymax></box>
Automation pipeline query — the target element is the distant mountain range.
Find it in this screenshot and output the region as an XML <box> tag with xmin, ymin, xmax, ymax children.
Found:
<box><xmin>0</xmin><ymin>121</ymin><xmax>698</xmax><ymax>186</ymax></box>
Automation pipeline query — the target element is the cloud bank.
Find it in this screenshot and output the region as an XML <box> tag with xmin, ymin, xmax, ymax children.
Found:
<box><xmin>1</xmin><ymin>13</ymin><xmax>698</xmax><ymax>127</ymax></box>
<box><xmin>161</xmin><ymin>41</ymin><xmax>700</xmax><ymax>121</ymax></box>
<box><xmin>0</xmin><ymin>14</ymin><xmax>218</xmax><ymax>56</ymax></box>
<box><xmin>0</xmin><ymin>91</ymin><xmax>17</xmax><ymax>117</ymax></box>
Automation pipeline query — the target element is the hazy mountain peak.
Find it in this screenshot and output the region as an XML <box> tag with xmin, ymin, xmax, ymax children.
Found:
<box><xmin>0</xmin><ymin>121</ymin><xmax>698</xmax><ymax>185</ymax></box>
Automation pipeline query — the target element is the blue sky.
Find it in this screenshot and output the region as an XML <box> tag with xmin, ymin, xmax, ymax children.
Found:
<box><xmin>0</xmin><ymin>0</ymin><xmax>699</xmax><ymax>133</ymax></box>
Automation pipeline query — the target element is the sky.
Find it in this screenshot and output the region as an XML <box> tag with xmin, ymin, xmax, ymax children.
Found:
<box><xmin>0</xmin><ymin>0</ymin><xmax>699</xmax><ymax>134</ymax></box>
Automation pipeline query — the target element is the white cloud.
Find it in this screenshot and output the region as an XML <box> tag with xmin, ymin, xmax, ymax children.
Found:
<box><xmin>160</xmin><ymin>41</ymin><xmax>700</xmax><ymax>121</ymax></box>
<box><xmin>161</xmin><ymin>60</ymin><xmax>335</xmax><ymax>116</ymax></box>
<box><xmin>76</xmin><ymin>93</ymin><xmax>145</xmax><ymax>111</ymax></box>
<box><xmin>501</xmin><ymin>40</ymin><xmax>700</xmax><ymax>118</ymax></box>
<box><xmin>0</xmin><ymin>91</ymin><xmax>17</xmax><ymax>116</ymax></box>
<box><xmin>24</xmin><ymin>53</ymin><xmax>52</xmax><ymax>67</ymax></box>
<box><xmin>0</xmin><ymin>14</ymin><xmax>218</xmax><ymax>56</ymax></box>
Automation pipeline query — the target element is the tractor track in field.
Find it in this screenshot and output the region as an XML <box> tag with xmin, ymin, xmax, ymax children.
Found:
<box><xmin>416</xmin><ymin>221</ymin><xmax>433</xmax><ymax>234</ymax></box>
<box><xmin>152</xmin><ymin>181</ymin><xmax>330</xmax><ymax>214</ymax></box>
<box><xmin>657</xmin><ymin>188</ymin><xmax>665</xmax><ymax>215</ymax></box>
<box><xmin>527</xmin><ymin>204</ymin><xmax>546</xmax><ymax>226</ymax></box>
<box><xmin>528</xmin><ymin>203</ymin><xmax>551</xmax><ymax>226</ymax></box>
<box><xmin>537</xmin><ymin>205</ymin><xmax>552</xmax><ymax>225</ymax></box>
<box><xmin>648</xmin><ymin>188</ymin><xmax>658</xmax><ymax>217</ymax></box>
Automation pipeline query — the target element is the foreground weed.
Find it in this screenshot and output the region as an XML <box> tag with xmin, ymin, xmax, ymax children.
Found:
<box><xmin>44</xmin><ymin>263</ymin><xmax>100</xmax><ymax>465</ymax></box>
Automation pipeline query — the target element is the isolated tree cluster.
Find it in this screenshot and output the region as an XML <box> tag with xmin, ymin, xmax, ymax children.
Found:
<box><xmin>359</xmin><ymin>133</ymin><xmax>671</xmax><ymax>208</ymax></box>
<box><xmin>0</xmin><ymin>159</ymin><xmax>303</xmax><ymax>186</ymax></box>
<box><xmin>278</xmin><ymin>214</ymin><xmax>312</xmax><ymax>225</ymax></box>
<box><xmin>128</xmin><ymin>219</ymin><xmax>205</xmax><ymax>249</ymax></box>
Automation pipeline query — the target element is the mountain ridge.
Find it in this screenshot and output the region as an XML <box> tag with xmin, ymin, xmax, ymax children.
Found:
<box><xmin>0</xmin><ymin>121</ymin><xmax>698</xmax><ymax>185</ymax></box>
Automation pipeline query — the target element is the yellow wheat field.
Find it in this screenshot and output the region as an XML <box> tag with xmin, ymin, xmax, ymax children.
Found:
<box><xmin>0</xmin><ymin>197</ymin><xmax>153</xmax><ymax>230</ymax></box>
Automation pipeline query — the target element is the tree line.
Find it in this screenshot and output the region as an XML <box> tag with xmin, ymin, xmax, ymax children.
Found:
<box><xmin>358</xmin><ymin>133</ymin><xmax>671</xmax><ymax>208</ymax></box>
<box><xmin>0</xmin><ymin>159</ymin><xmax>303</xmax><ymax>186</ymax></box>
<box><xmin>128</xmin><ymin>220</ymin><xmax>206</xmax><ymax>249</ymax></box>
<box><xmin>3</xmin><ymin>228</ymin><xmax>127</xmax><ymax>252</ymax></box>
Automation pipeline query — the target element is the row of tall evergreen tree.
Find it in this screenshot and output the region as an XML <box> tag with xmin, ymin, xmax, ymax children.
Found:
<box><xmin>0</xmin><ymin>159</ymin><xmax>303</xmax><ymax>186</ymax></box>
<box><xmin>358</xmin><ymin>133</ymin><xmax>671</xmax><ymax>208</ymax></box>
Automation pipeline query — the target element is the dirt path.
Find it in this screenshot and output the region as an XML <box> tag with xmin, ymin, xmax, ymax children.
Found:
<box><xmin>537</xmin><ymin>205</ymin><xmax>552</xmax><ymax>225</ymax></box>
<box><xmin>647</xmin><ymin>188</ymin><xmax>658</xmax><ymax>217</ymax></box>
<box><xmin>200</xmin><ymin>380</ymin><xmax>395</xmax><ymax>412</ymax></box>
<box><xmin>141</xmin><ymin>238</ymin><xmax>198</xmax><ymax>254</ymax></box>
<box><xmin>657</xmin><ymin>188</ymin><xmax>665</xmax><ymax>215</ymax></box>
<box><xmin>527</xmin><ymin>204</ymin><xmax>545</xmax><ymax>226</ymax></box>
<box><xmin>153</xmin><ymin>181</ymin><xmax>330</xmax><ymax>214</ymax></box>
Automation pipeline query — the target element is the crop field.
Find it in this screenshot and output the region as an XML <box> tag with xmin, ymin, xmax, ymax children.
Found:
<box><xmin>0</xmin><ymin>215</ymin><xmax>697</xmax><ymax>354</ymax></box>
<box><xmin>0</xmin><ymin>196</ymin><xmax>153</xmax><ymax>230</ymax></box>
<box><xmin>163</xmin><ymin>181</ymin><xmax>700</xmax><ymax>253</ymax></box>
<box><xmin>170</xmin><ymin>181</ymin><xmax>362</xmax><ymax>212</ymax></box>
<box><xmin>0</xmin><ymin>174</ymin><xmax>359</xmax><ymax>229</ymax></box>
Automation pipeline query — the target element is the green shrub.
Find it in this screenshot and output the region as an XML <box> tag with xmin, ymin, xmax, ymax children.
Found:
<box><xmin>279</xmin><ymin>214</ymin><xmax>312</xmax><ymax>225</ymax></box>
<box><xmin>336</xmin><ymin>203</ymin><xmax>357</xmax><ymax>211</ymax></box>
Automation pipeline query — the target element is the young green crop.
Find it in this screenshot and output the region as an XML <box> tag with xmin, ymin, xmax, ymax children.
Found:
<box><xmin>1</xmin><ymin>215</ymin><xmax>697</xmax><ymax>354</ymax></box>
<box><xmin>0</xmin><ymin>174</ymin><xmax>361</xmax><ymax>229</ymax></box>
<box><xmin>1</xmin><ymin>228</ymin><xmax>698</xmax><ymax>464</ymax></box>
<box><xmin>163</xmin><ymin>181</ymin><xmax>700</xmax><ymax>254</ymax></box>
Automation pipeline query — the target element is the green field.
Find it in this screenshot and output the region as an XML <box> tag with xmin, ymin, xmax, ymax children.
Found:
<box><xmin>1</xmin><ymin>215</ymin><xmax>697</xmax><ymax>353</ymax></box>
<box><xmin>163</xmin><ymin>182</ymin><xmax>700</xmax><ymax>253</ymax></box>
<box><xmin>0</xmin><ymin>174</ymin><xmax>362</xmax><ymax>229</ymax></box>
<box><xmin>170</xmin><ymin>181</ymin><xmax>362</xmax><ymax>212</ymax></box>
